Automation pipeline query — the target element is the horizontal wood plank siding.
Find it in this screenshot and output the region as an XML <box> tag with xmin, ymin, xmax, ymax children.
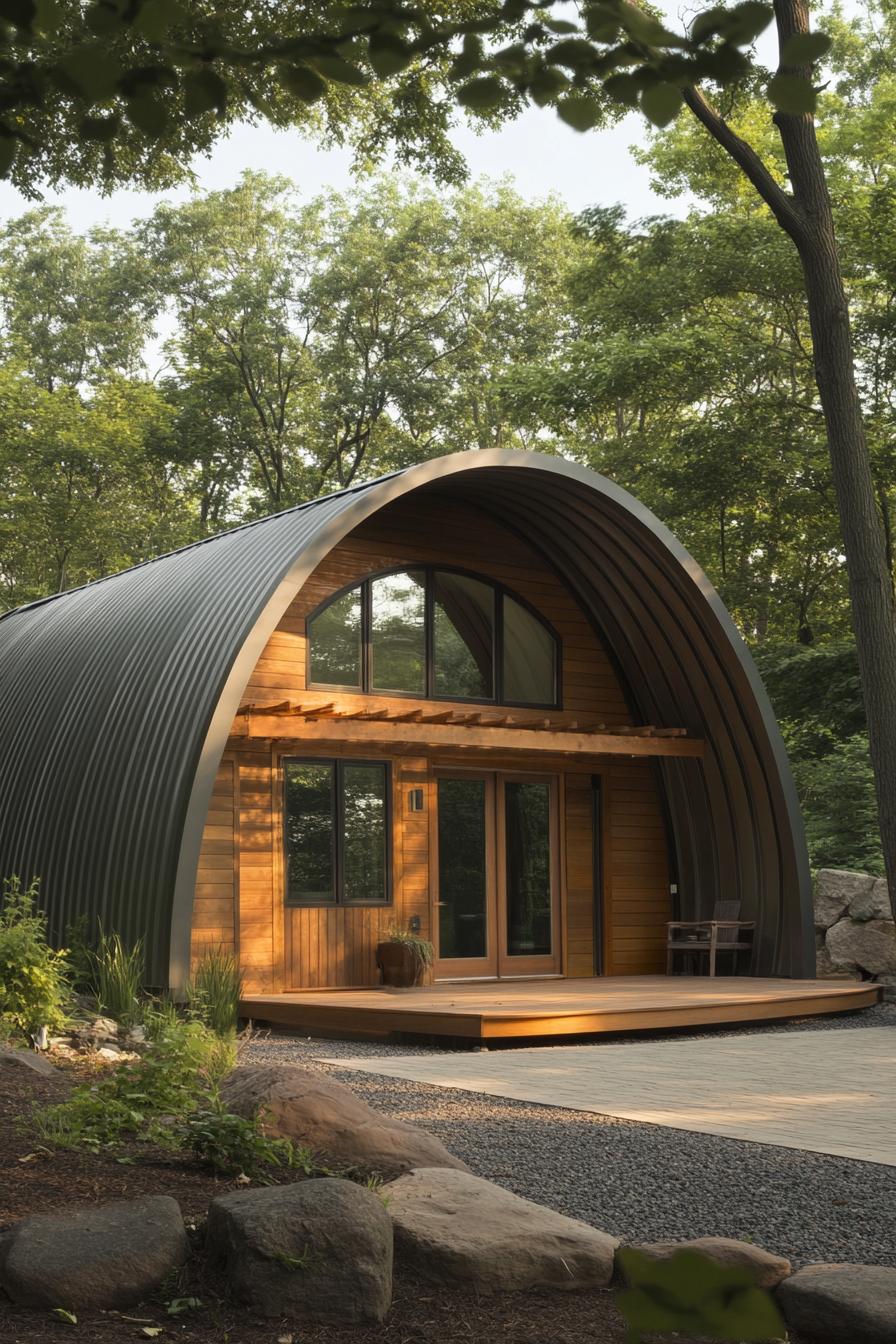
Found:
<box><xmin>190</xmin><ymin>757</ymin><xmax>236</xmax><ymax>967</ymax></box>
<box><xmin>605</xmin><ymin>762</ymin><xmax>671</xmax><ymax>974</ymax></box>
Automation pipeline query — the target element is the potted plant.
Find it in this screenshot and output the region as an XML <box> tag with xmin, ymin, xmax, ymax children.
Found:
<box><xmin>375</xmin><ymin>926</ymin><xmax>434</xmax><ymax>990</ymax></box>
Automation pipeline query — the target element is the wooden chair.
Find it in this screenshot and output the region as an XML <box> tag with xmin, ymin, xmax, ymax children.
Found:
<box><xmin>666</xmin><ymin>899</ymin><xmax>755</xmax><ymax>976</ymax></box>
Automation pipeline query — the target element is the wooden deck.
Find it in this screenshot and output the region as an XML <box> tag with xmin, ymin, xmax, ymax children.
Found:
<box><xmin>240</xmin><ymin>975</ymin><xmax>881</xmax><ymax>1043</ymax></box>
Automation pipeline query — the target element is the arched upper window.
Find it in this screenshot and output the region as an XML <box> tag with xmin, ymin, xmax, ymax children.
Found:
<box><xmin>307</xmin><ymin>567</ymin><xmax>559</xmax><ymax>708</ymax></box>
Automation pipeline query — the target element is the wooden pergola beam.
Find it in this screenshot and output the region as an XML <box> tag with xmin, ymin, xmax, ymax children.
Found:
<box><xmin>234</xmin><ymin>714</ymin><xmax>705</xmax><ymax>758</ymax></box>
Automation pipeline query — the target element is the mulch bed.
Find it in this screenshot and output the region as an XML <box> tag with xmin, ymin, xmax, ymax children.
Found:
<box><xmin>0</xmin><ymin>1057</ymin><xmax>768</xmax><ymax>1344</ymax></box>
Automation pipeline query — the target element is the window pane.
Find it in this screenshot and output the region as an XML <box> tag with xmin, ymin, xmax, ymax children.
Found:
<box><xmin>370</xmin><ymin>570</ymin><xmax>426</xmax><ymax>694</ymax></box>
<box><xmin>342</xmin><ymin>763</ymin><xmax>388</xmax><ymax>903</ymax></box>
<box><xmin>437</xmin><ymin>777</ymin><xmax>488</xmax><ymax>960</ymax></box>
<box><xmin>502</xmin><ymin>596</ymin><xmax>557</xmax><ymax>704</ymax></box>
<box><xmin>308</xmin><ymin>588</ymin><xmax>362</xmax><ymax>688</ymax></box>
<box><xmin>285</xmin><ymin>762</ymin><xmax>335</xmax><ymax>903</ymax></box>
<box><xmin>433</xmin><ymin>572</ymin><xmax>494</xmax><ymax>700</ymax></box>
<box><xmin>505</xmin><ymin>781</ymin><xmax>552</xmax><ymax>956</ymax></box>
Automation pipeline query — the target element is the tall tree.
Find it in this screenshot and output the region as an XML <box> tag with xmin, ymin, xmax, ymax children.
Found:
<box><xmin>147</xmin><ymin>172</ymin><xmax>571</xmax><ymax>514</ymax></box>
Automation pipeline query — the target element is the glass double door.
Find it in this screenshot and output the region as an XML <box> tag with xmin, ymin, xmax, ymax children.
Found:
<box><xmin>433</xmin><ymin>770</ymin><xmax>560</xmax><ymax>979</ymax></box>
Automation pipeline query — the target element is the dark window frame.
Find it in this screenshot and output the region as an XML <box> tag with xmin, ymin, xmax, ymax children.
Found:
<box><xmin>305</xmin><ymin>565</ymin><xmax>561</xmax><ymax>710</ymax></box>
<box><xmin>283</xmin><ymin>756</ymin><xmax>393</xmax><ymax>908</ymax></box>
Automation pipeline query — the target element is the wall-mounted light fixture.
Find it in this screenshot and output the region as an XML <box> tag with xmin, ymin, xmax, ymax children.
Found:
<box><xmin>408</xmin><ymin>787</ymin><xmax>425</xmax><ymax>813</ymax></box>
<box><xmin>408</xmin><ymin>914</ymin><xmax>422</xmax><ymax>934</ymax></box>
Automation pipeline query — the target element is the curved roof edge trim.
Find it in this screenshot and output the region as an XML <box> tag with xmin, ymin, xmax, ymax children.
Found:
<box><xmin>168</xmin><ymin>448</ymin><xmax>811</xmax><ymax>989</ymax></box>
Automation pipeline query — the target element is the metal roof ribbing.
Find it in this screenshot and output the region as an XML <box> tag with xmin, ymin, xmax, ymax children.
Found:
<box><xmin>0</xmin><ymin>451</ymin><xmax>812</xmax><ymax>986</ymax></box>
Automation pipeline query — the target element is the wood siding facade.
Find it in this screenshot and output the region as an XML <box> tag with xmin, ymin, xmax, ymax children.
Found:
<box><xmin>191</xmin><ymin>492</ymin><xmax>672</xmax><ymax>994</ymax></box>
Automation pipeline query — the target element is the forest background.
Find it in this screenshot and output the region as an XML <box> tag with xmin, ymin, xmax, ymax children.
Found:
<box><xmin>0</xmin><ymin>0</ymin><xmax>890</xmax><ymax>877</ymax></box>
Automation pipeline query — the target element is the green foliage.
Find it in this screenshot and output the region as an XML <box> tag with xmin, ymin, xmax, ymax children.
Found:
<box><xmin>63</xmin><ymin>914</ymin><xmax>94</xmax><ymax>993</ymax></box>
<box><xmin>789</xmin><ymin>729</ymin><xmax>884</xmax><ymax>874</ymax></box>
<box><xmin>753</xmin><ymin>643</ymin><xmax>866</xmax><ymax>743</ymax></box>
<box><xmin>0</xmin><ymin>0</ymin><xmax>824</xmax><ymax>194</ymax></box>
<box><xmin>754</xmin><ymin>643</ymin><xmax>883</xmax><ymax>872</ymax></box>
<box><xmin>32</xmin><ymin>1017</ymin><xmax>235</xmax><ymax>1152</ymax></box>
<box><xmin>179</xmin><ymin>1090</ymin><xmax>316</xmax><ymax>1178</ymax></box>
<box><xmin>0</xmin><ymin>876</ymin><xmax>70</xmax><ymax>1040</ymax></box>
<box><xmin>186</xmin><ymin>949</ymin><xmax>243</xmax><ymax>1037</ymax></box>
<box><xmin>88</xmin><ymin>928</ymin><xmax>144</xmax><ymax>1025</ymax></box>
<box><xmin>616</xmin><ymin>1246</ymin><xmax>786</xmax><ymax>1342</ymax></box>
<box><xmin>384</xmin><ymin>925</ymin><xmax>434</xmax><ymax>968</ymax></box>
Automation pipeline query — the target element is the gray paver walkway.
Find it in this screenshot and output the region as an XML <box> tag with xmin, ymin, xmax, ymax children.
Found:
<box><xmin>328</xmin><ymin>1025</ymin><xmax>896</xmax><ymax>1165</ymax></box>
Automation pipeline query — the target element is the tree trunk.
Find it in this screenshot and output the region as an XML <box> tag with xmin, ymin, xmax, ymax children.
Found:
<box><xmin>771</xmin><ymin>0</ymin><xmax>896</xmax><ymax>921</ymax></box>
<box><xmin>684</xmin><ymin>0</ymin><xmax>896</xmax><ymax>921</ymax></box>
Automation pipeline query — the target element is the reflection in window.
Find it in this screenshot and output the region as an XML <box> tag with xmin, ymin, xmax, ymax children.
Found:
<box><xmin>284</xmin><ymin>762</ymin><xmax>335</xmax><ymax>903</ymax></box>
<box><xmin>307</xmin><ymin>569</ymin><xmax>559</xmax><ymax>706</ymax></box>
<box><xmin>502</xmin><ymin>596</ymin><xmax>556</xmax><ymax>705</ymax></box>
<box><xmin>433</xmin><ymin>572</ymin><xmax>494</xmax><ymax>699</ymax></box>
<box><xmin>308</xmin><ymin>588</ymin><xmax>361</xmax><ymax>688</ymax></box>
<box><xmin>284</xmin><ymin>759</ymin><xmax>390</xmax><ymax>906</ymax></box>
<box><xmin>342</xmin><ymin>763</ymin><xmax>388</xmax><ymax>903</ymax></box>
<box><xmin>505</xmin><ymin>781</ymin><xmax>552</xmax><ymax>956</ymax></box>
<box><xmin>437</xmin><ymin>777</ymin><xmax>488</xmax><ymax>960</ymax></box>
<box><xmin>370</xmin><ymin>570</ymin><xmax>426</xmax><ymax>694</ymax></box>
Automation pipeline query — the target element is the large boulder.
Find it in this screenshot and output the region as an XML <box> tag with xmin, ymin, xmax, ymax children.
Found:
<box><xmin>827</xmin><ymin>918</ymin><xmax>896</xmax><ymax>976</ymax></box>
<box><xmin>0</xmin><ymin>1044</ymin><xmax>66</xmax><ymax>1078</ymax></box>
<box><xmin>850</xmin><ymin>878</ymin><xmax>893</xmax><ymax>923</ymax></box>
<box><xmin>384</xmin><ymin>1167</ymin><xmax>618</xmax><ymax>1292</ymax></box>
<box><xmin>0</xmin><ymin>1195</ymin><xmax>188</xmax><ymax>1310</ymax></box>
<box><xmin>815</xmin><ymin>941</ymin><xmax>860</xmax><ymax>980</ymax></box>
<box><xmin>626</xmin><ymin>1237</ymin><xmax>791</xmax><ymax>1290</ymax></box>
<box><xmin>777</xmin><ymin>1264</ymin><xmax>896</xmax><ymax>1344</ymax></box>
<box><xmin>206</xmin><ymin>1178</ymin><xmax>392</xmax><ymax>1324</ymax></box>
<box><xmin>814</xmin><ymin>870</ymin><xmax>874</xmax><ymax>929</ymax></box>
<box><xmin>220</xmin><ymin>1064</ymin><xmax>469</xmax><ymax>1180</ymax></box>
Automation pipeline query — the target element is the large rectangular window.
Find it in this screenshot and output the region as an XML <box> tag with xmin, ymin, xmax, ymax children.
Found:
<box><xmin>284</xmin><ymin>758</ymin><xmax>391</xmax><ymax>906</ymax></box>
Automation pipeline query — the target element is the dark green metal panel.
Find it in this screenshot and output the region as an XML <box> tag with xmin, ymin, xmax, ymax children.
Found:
<box><xmin>0</xmin><ymin>452</ymin><xmax>813</xmax><ymax>986</ymax></box>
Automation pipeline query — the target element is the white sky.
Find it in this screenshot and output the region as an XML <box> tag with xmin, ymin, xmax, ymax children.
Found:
<box><xmin>0</xmin><ymin>104</ymin><xmax>688</xmax><ymax>233</ymax></box>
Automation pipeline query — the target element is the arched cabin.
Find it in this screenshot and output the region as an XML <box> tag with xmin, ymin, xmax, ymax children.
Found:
<box><xmin>2</xmin><ymin>452</ymin><xmax>871</xmax><ymax>1038</ymax></box>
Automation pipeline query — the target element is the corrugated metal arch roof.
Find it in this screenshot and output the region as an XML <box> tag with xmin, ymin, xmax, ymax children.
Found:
<box><xmin>0</xmin><ymin>450</ymin><xmax>812</xmax><ymax>986</ymax></box>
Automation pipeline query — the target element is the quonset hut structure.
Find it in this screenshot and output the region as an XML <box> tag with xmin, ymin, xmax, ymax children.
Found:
<box><xmin>0</xmin><ymin>450</ymin><xmax>817</xmax><ymax>1022</ymax></box>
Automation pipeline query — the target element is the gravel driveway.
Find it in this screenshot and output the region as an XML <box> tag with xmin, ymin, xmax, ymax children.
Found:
<box><xmin>242</xmin><ymin>1003</ymin><xmax>896</xmax><ymax>1269</ymax></box>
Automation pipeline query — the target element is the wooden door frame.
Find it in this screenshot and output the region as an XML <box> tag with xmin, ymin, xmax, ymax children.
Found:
<box><xmin>496</xmin><ymin>770</ymin><xmax>562</xmax><ymax>978</ymax></box>
<box><xmin>431</xmin><ymin>763</ymin><xmax>563</xmax><ymax>981</ymax></box>
<box><xmin>430</xmin><ymin>768</ymin><xmax>499</xmax><ymax>980</ymax></box>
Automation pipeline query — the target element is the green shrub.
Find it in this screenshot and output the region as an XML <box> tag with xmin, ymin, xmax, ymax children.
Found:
<box><xmin>32</xmin><ymin>1017</ymin><xmax>235</xmax><ymax>1152</ymax></box>
<box><xmin>0</xmin><ymin>876</ymin><xmax>70</xmax><ymax>1041</ymax></box>
<box><xmin>88</xmin><ymin>928</ymin><xmax>144</xmax><ymax>1025</ymax></box>
<box><xmin>63</xmin><ymin>913</ymin><xmax>95</xmax><ymax>992</ymax></box>
<box><xmin>187</xmin><ymin>949</ymin><xmax>243</xmax><ymax>1037</ymax></box>
<box><xmin>180</xmin><ymin>1091</ymin><xmax>316</xmax><ymax>1178</ymax></box>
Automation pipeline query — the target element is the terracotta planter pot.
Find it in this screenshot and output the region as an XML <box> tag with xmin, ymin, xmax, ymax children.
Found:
<box><xmin>376</xmin><ymin>941</ymin><xmax>429</xmax><ymax>989</ymax></box>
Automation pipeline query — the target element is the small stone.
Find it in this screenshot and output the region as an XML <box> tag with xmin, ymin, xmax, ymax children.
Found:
<box><xmin>827</xmin><ymin>919</ymin><xmax>896</xmax><ymax>976</ymax></box>
<box><xmin>0</xmin><ymin>1195</ymin><xmax>188</xmax><ymax>1310</ymax></box>
<box><xmin>815</xmin><ymin>870</ymin><xmax>874</xmax><ymax>929</ymax></box>
<box><xmin>206</xmin><ymin>1178</ymin><xmax>392</xmax><ymax>1324</ymax></box>
<box><xmin>72</xmin><ymin>1015</ymin><xmax>120</xmax><ymax>1043</ymax></box>
<box><xmin>628</xmin><ymin>1237</ymin><xmax>791</xmax><ymax>1290</ymax></box>
<box><xmin>777</xmin><ymin>1263</ymin><xmax>896</xmax><ymax>1344</ymax></box>
<box><xmin>850</xmin><ymin>879</ymin><xmax>892</xmax><ymax>922</ymax></box>
<box><xmin>96</xmin><ymin>1046</ymin><xmax>122</xmax><ymax>1060</ymax></box>
<box><xmin>384</xmin><ymin>1167</ymin><xmax>618</xmax><ymax>1291</ymax></box>
<box><xmin>127</xmin><ymin>1025</ymin><xmax>146</xmax><ymax>1043</ymax></box>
